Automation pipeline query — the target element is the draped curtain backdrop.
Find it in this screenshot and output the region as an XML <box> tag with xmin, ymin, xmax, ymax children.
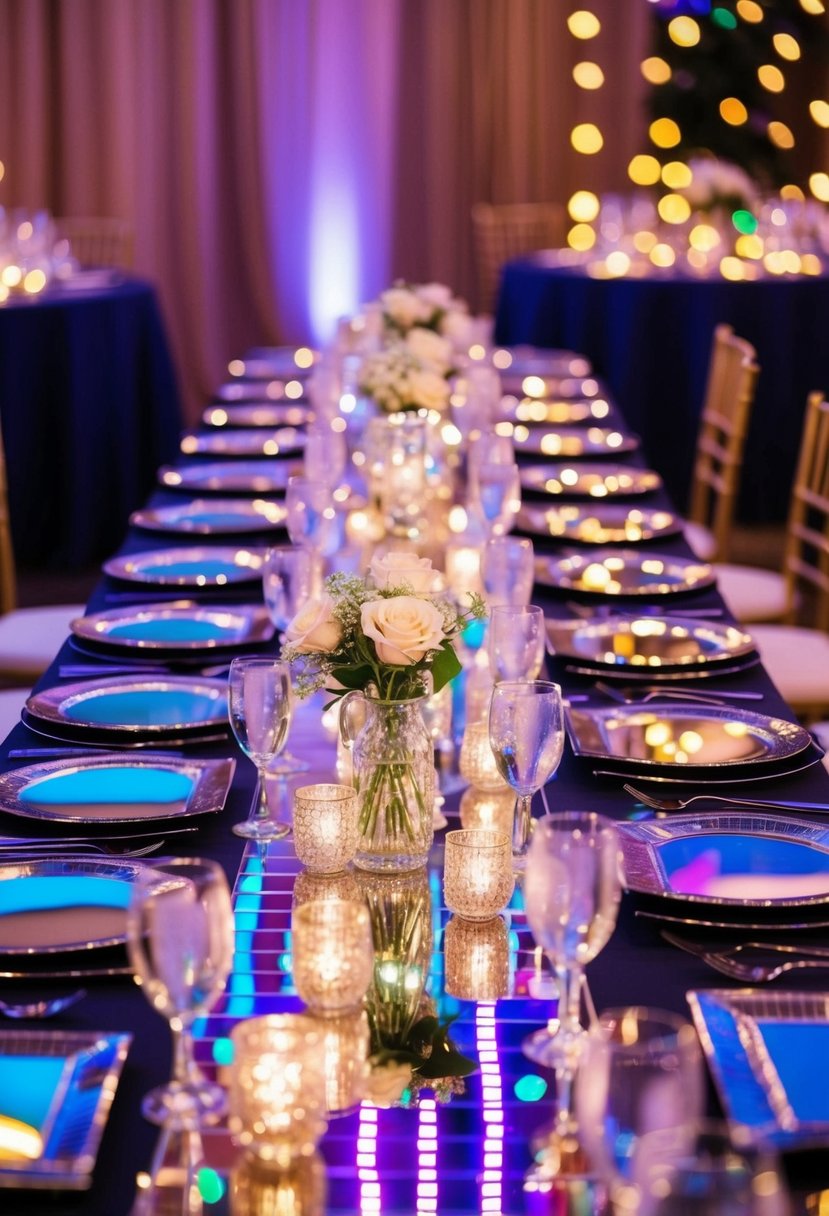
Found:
<box><xmin>0</xmin><ymin>0</ymin><xmax>653</xmax><ymax>421</ymax></box>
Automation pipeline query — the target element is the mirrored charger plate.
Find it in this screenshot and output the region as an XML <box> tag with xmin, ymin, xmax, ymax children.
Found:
<box><xmin>498</xmin><ymin>396</ymin><xmax>613</xmax><ymax>426</ymax></box>
<box><xmin>0</xmin><ymin>1028</ymin><xmax>130</xmax><ymax>1189</ymax></box>
<box><xmin>546</xmin><ymin>615</ymin><xmax>755</xmax><ymax>670</ymax></box>
<box><xmin>517</xmin><ymin>503</ymin><xmax>681</xmax><ymax>544</ymax></box>
<box><xmin>0</xmin><ymin>754</ymin><xmax>235</xmax><ymax>824</ymax></box>
<box><xmin>159</xmin><ymin>459</ymin><xmax>301</xmax><ymax>493</ymax></box>
<box><xmin>214</xmin><ymin>380</ymin><xmax>307</xmax><ymax>403</ymax></box>
<box><xmin>495</xmin><ymin>347</ymin><xmax>592</xmax><ymax>379</ymax></box>
<box><xmin>180</xmin><ymin>427</ymin><xmax>306</xmax><ymax>458</ymax></box>
<box><xmin>25</xmin><ymin>675</ymin><xmax>229</xmax><ymax>737</ymax></box>
<box><xmin>513</xmin><ymin>425</ymin><xmax>638</xmax><ymax>458</ymax></box>
<box><xmin>566</xmin><ymin>702</ymin><xmax>812</xmax><ymax>772</ymax></box>
<box><xmin>233</xmin><ymin>347</ymin><xmax>319</xmax><ymax>378</ymax></box>
<box><xmin>519</xmin><ymin>462</ymin><xmax>661</xmax><ymax>498</ymax></box>
<box><xmin>71</xmin><ymin>601</ymin><xmax>274</xmax><ymax>651</ymax></box>
<box><xmin>535</xmin><ymin>549</ymin><xmax>714</xmax><ymax>595</ymax></box>
<box><xmin>202</xmin><ymin>402</ymin><xmax>314</xmax><ymax>428</ymax></box>
<box><xmin>103</xmin><ymin>545</ymin><xmax>265</xmax><ymax>586</ymax></box>
<box><xmin>130</xmin><ymin>498</ymin><xmax>287</xmax><ymax>536</ymax></box>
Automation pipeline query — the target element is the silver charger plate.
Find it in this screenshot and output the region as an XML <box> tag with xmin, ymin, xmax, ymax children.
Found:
<box><xmin>499</xmin><ymin>396</ymin><xmax>613</xmax><ymax>426</ymax></box>
<box><xmin>130</xmin><ymin>499</ymin><xmax>287</xmax><ymax>536</ymax></box>
<box><xmin>535</xmin><ymin>549</ymin><xmax>714</xmax><ymax>595</ymax></box>
<box><xmin>180</xmin><ymin>427</ymin><xmax>306</xmax><ymax>458</ymax></box>
<box><xmin>71</xmin><ymin>601</ymin><xmax>274</xmax><ymax>650</ymax></box>
<box><xmin>0</xmin><ymin>1028</ymin><xmax>131</xmax><ymax>1189</ymax></box>
<box><xmin>621</xmin><ymin>812</ymin><xmax>829</xmax><ymax>908</ymax></box>
<box><xmin>103</xmin><ymin>545</ymin><xmax>266</xmax><ymax>585</ymax></box>
<box><xmin>546</xmin><ymin>615</ymin><xmax>755</xmax><ymax>669</ymax></box>
<box><xmin>519</xmin><ymin>462</ymin><xmax>661</xmax><ymax>498</ymax></box>
<box><xmin>233</xmin><ymin>347</ymin><xmax>318</xmax><ymax>378</ymax></box>
<box><xmin>689</xmin><ymin>989</ymin><xmax>829</xmax><ymax>1150</ymax></box>
<box><xmin>0</xmin><ymin>754</ymin><xmax>235</xmax><ymax>825</ymax></box>
<box><xmin>202</xmin><ymin>403</ymin><xmax>314</xmax><ymax>428</ymax></box>
<box><xmin>159</xmin><ymin>460</ymin><xmax>301</xmax><ymax>493</ymax></box>
<box><xmin>513</xmin><ymin>425</ymin><xmax>638</xmax><ymax>458</ymax></box>
<box><xmin>0</xmin><ymin>857</ymin><xmax>156</xmax><ymax>953</ymax></box>
<box><xmin>495</xmin><ymin>348</ymin><xmax>592</xmax><ymax>379</ymax></box>
<box><xmin>215</xmin><ymin>380</ymin><xmax>308</xmax><ymax>403</ymax></box>
<box><xmin>517</xmin><ymin>504</ymin><xmax>681</xmax><ymax>544</ymax></box>
<box><xmin>25</xmin><ymin>675</ymin><xmax>228</xmax><ymax>736</ymax></box>
<box><xmin>566</xmin><ymin>702</ymin><xmax>812</xmax><ymax>771</ymax></box>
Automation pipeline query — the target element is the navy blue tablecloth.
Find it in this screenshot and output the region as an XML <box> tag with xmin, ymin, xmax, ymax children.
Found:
<box><xmin>0</xmin><ymin>277</ymin><xmax>182</xmax><ymax>568</ymax></box>
<box><xmin>495</xmin><ymin>259</ymin><xmax>829</xmax><ymax>522</ymax></box>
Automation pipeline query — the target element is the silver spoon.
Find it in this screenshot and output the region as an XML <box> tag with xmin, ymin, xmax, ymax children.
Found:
<box><xmin>622</xmin><ymin>782</ymin><xmax>829</xmax><ymax>814</ymax></box>
<box><xmin>699</xmin><ymin>953</ymin><xmax>829</xmax><ymax>983</ymax></box>
<box><xmin>0</xmin><ymin>988</ymin><xmax>86</xmax><ymax>1019</ymax></box>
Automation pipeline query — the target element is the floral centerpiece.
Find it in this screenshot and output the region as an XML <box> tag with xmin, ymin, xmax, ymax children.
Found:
<box><xmin>358</xmin><ymin>342</ymin><xmax>452</xmax><ymax>415</ymax></box>
<box><xmin>283</xmin><ymin>552</ymin><xmax>486</xmax><ymax>870</ymax></box>
<box><xmin>380</xmin><ymin>280</ymin><xmax>469</xmax><ymax>339</ymax></box>
<box><xmin>681</xmin><ymin>156</ymin><xmax>760</xmax><ymax>216</ymax></box>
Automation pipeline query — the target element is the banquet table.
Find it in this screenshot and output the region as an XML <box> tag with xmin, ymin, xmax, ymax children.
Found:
<box><xmin>0</xmin><ymin>275</ymin><xmax>182</xmax><ymax>568</ymax></box>
<box><xmin>3</xmin><ymin>362</ymin><xmax>829</xmax><ymax>1215</ymax></box>
<box><xmin>494</xmin><ymin>256</ymin><xmax>829</xmax><ymax>523</ymax></box>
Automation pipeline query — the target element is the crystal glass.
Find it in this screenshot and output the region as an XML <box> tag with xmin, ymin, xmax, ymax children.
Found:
<box><xmin>291</xmin><ymin>899</ymin><xmax>373</xmax><ymax>1015</ymax></box>
<box><xmin>458</xmin><ymin>719</ymin><xmax>511</xmax><ymax>792</ymax></box>
<box><xmin>481</xmin><ymin>535</ymin><xmax>535</xmax><ymax>608</ymax></box>
<box><xmin>285</xmin><ymin>475</ymin><xmax>343</xmax><ymax>593</ymax></box>
<box><xmin>474</xmin><ymin>458</ymin><xmax>521</xmax><ymax>536</ymax></box>
<box><xmin>488</xmin><ymin>603</ymin><xmax>546</xmax><ymax>681</ymax></box>
<box><xmin>576</xmin><ymin>1007</ymin><xmax>706</xmax><ymax>1216</ymax></box>
<box><xmin>522</xmin><ymin>812</ymin><xmax>622</xmax><ymax>1067</ymax></box>
<box><xmin>262</xmin><ymin>544</ymin><xmax>313</xmax><ymax>631</ymax></box>
<box><xmin>229</xmin><ymin>1014</ymin><xmax>327</xmax><ymax>1166</ymax></box>
<box><xmin>443</xmin><ymin>914</ymin><xmax>510</xmax><ymax>1001</ymax></box>
<box><xmin>127</xmin><ymin>857</ymin><xmax>233</xmax><ymax>1128</ymax></box>
<box><xmin>292</xmin><ymin>783</ymin><xmax>360</xmax><ymax>874</ymax></box>
<box><xmin>488</xmin><ymin>679</ymin><xmax>565</xmax><ymax>860</ymax></box>
<box><xmin>303</xmin><ymin>420</ymin><xmax>348</xmax><ymax>489</ymax></box>
<box><xmin>458</xmin><ymin>785</ymin><xmax>517</xmax><ymax>837</ymax></box>
<box><xmin>443</xmin><ymin>829</ymin><xmax>514</xmax><ymax>921</ymax></box>
<box><xmin>228</xmin><ymin>657</ymin><xmax>292</xmax><ymax>840</ymax></box>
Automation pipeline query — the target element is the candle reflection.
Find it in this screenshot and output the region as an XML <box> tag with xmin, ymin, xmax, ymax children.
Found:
<box><xmin>444</xmin><ymin>915</ymin><xmax>510</xmax><ymax>1001</ymax></box>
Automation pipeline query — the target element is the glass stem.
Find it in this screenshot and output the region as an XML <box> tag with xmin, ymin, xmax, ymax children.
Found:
<box><xmin>171</xmin><ymin>1024</ymin><xmax>202</xmax><ymax>1091</ymax></box>
<box><xmin>252</xmin><ymin>766</ymin><xmax>269</xmax><ymax>821</ymax></box>
<box><xmin>555</xmin><ymin>963</ymin><xmax>583</xmax><ymax>1041</ymax></box>
<box><xmin>512</xmin><ymin>792</ymin><xmax>533</xmax><ymax>856</ymax></box>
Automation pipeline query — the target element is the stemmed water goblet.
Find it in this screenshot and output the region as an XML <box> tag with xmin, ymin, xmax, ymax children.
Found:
<box><xmin>228</xmin><ymin>657</ymin><xmax>293</xmax><ymax>840</ymax></box>
<box><xmin>488</xmin><ymin>603</ymin><xmax>546</xmax><ymax>681</ymax></box>
<box><xmin>481</xmin><ymin>535</ymin><xmax>535</xmax><ymax>609</ymax></box>
<box><xmin>262</xmin><ymin>545</ymin><xmax>313</xmax><ymax>775</ymax></box>
<box><xmin>126</xmin><ymin>857</ymin><xmax>234</xmax><ymax>1128</ymax></box>
<box><xmin>488</xmin><ymin>679</ymin><xmax>565</xmax><ymax>861</ymax></box>
<box><xmin>468</xmin><ymin>431</ymin><xmax>521</xmax><ymax>536</ymax></box>
<box><xmin>285</xmin><ymin>475</ymin><xmax>343</xmax><ymax>595</ymax></box>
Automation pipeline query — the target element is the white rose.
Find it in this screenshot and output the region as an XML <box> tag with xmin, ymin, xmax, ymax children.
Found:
<box><xmin>369</xmin><ymin>551</ymin><xmax>437</xmax><ymax>592</ymax></box>
<box><xmin>416</xmin><ymin>282</ymin><xmax>454</xmax><ymax>310</ymax></box>
<box><xmin>361</xmin><ymin>596</ymin><xmax>447</xmax><ymax>665</ymax></box>
<box><xmin>381</xmin><ymin>287</ymin><xmax>430</xmax><ymax>330</ymax></box>
<box><xmin>408</xmin><ymin>369</ymin><xmax>450</xmax><ymax>412</ymax></box>
<box><xmin>365</xmin><ymin>1062</ymin><xmax>413</xmax><ymax>1107</ymax></box>
<box><xmin>284</xmin><ymin>593</ymin><xmax>342</xmax><ymax>653</ymax></box>
<box><xmin>440</xmin><ymin>310</ymin><xmax>474</xmax><ymax>348</ymax></box>
<box><xmin>405</xmin><ymin>327</ymin><xmax>453</xmax><ymax>374</ymax></box>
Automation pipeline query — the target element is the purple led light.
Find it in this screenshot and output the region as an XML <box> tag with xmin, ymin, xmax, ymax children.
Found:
<box><xmin>476</xmin><ymin>1002</ymin><xmax>505</xmax><ymax>1215</ymax></box>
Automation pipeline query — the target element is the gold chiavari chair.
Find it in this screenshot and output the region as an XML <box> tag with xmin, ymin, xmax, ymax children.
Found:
<box><xmin>471</xmin><ymin>202</ymin><xmax>565</xmax><ymax>313</ymax></box>
<box><xmin>55</xmin><ymin>217</ymin><xmax>135</xmax><ymax>270</ymax></box>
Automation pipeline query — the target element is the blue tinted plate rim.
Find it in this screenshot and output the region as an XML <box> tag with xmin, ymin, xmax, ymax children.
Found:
<box><xmin>25</xmin><ymin>675</ymin><xmax>229</xmax><ymax>735</ymax></box>
<box><xmin>102</xmin><ymin>545</ymin><xmax>266</xmax><ymax>585</ymax></box>
<box><xmin>130</xmin><ymin>499</ymin><xmax>287</xmax><ymax>535</ymax></box>
<box><xmin>70</xmin><ymin>600</ymin><xmax>274</xmax><ymax>651</ymax></box>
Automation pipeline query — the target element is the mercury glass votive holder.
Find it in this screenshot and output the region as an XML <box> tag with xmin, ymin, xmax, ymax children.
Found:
<box><xmin>229</xmin><ymin>1015</ymin><xmax>327</xmax><ymax>1166</ymax></box>
<box><xmin>459</xmin><ymin>719</ymin><xmax>511</xmax><ymax>792</ymax></box>
<box><xmin>291</xmin><ymin>868</ymin><xmax>362</xmax><ymax>910</ymax></box>
<box><xmin>459</xmin><ymin>785</ymin><xmax>517</xmax><ymax>838</ymax></box>
<box><xmin>303</xmin><ymin>1008</ymin><xmax>370</xmax><ymax>1116</ymax></box>
<box><xmin>291</xmin><ymin>899</ymin><xmax>373</xmax><ymax>1015</ymax></box>
<box><xmin>229</xmin><ymin>1148</ymin><xmax>327</xmax><ymax>1216</ymax></box>
<box><xmin>443</xmin><ymin>829</ymin><xmax>515</xmax><ymax>921</ymax></box>
<box><xmin>292</xmin><ymin>783</ymin><xmax>359</xmax><ymax>874</ymax></box>
<box><xmin>444</xmin><ymin>913</ymin><xmax>510</xmax><ymax>1001</ymax></box>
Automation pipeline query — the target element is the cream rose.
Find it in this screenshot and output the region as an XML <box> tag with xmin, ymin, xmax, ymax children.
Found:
<box><xmin>365</xmin><ymin>1061</ymin><xmax>413</xmax><ymax>1108</ymax></box>
<box><xmin>284</xmin><ymin>593</ymin><xmax>342</xmax><ymax>653</ymax></box>
<box><xmin>361</xmin><ymin>596</ymin><xmax>447</xmax><ymax>665</ymax></box>
<box><xmin>408</xmin><ymin>369</ymin><xmax>450</xmax><ymax>412</ymax></box>
<box><xmin>368</xmin><ymin>551</ymin><xmax>436</xmax><ymax>593</ymax></box>
<box><xmin>416</xmin><ymin>282</ymin><xmax>454</xmax><ymax>310</ymax></box>
<box><xmin>381</xmin><ymin>287</ymin><xmax>430</xmax><ymax>330</ymax></box>
<box><xmin>405</xmin><ymin>327</ymin><xmax>453</xmax><ymax>375</ymax></box>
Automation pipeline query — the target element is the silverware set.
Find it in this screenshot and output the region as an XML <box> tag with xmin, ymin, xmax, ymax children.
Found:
<box><xmin>622</xmin><ymin>782</ymin><xmax>829</xmax><ymax>814</ymax></box>
<box><xmin>592</xmin><ymin>680</ymin><xmax>763</xmax><ymax>707</ymax></box>
<box><xmin>660</xmin><ymin>929</ymin><xmax>829</xmax><ymax>983</ymax></box>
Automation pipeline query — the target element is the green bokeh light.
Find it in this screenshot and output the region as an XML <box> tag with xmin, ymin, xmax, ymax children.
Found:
<box><xmin>212</xmin><ymin>1036</ymin><xmax>234</xmax><ymax>1066</ymax></box>
<box><xmin>198</xmin><ymin>1168</ymin><xmax>226</xmax><ymax>1204</ymax></box>
<box><xmin>732</xmin><ymin>209</ymin><xmax>758</xmax><ymax>234</ymax></box>
<box><xmin>711</xmin><ymin>8</ymin><xmax>738</xmax><ymax>29</ymax></box>
<box><xmin>515</xmin><ymin>1074</ymin><xmax>548</xmax><ymax>1102</ymax></box>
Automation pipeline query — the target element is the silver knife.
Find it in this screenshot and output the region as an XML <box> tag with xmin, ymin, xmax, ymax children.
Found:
<box><xmin>0</xmin><ymin>965</ymin><xmax>134</xmax><ymax>980</ymax></box>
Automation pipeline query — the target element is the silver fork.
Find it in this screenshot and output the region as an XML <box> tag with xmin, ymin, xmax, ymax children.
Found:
<box><xmin>593</xmin><ymin>680</ymin><xmax>762</xmax><ymax>705</ymax></box>
<box><xmin>622</xmin><ymin>783</ymin><xmax>829</xmax><ymax>814</ymax></box>
<box><xmin>661</xmin><ymin>930</ymin><xmax>829</xmax><ymax>962</ymax></box>
<box><xmin>700</xmin><ymin>952</ymin><xmax>829</xmax><ymax>983</ymax></box>
<box><xmin>0</xmin><ymin>840</ymin><xmax>164</xmax><ymax>859</ymax></box>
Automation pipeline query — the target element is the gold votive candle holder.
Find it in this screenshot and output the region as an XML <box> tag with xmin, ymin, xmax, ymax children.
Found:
<box><xmin>229</xmin><ymin>1014</ymin><xmax>327</xmax><ymax>1166</ymax></box>
<box><xmin>459</xmin><ymin>785</ymin><xmax>516</xmax><ymax>838</ymax></box>
<box><xmin>444</xmin><ymin>913</ymin><xmax>510</xmax><ymax>1001</ymax></box>
<box><xmin>292</xmin><ymin>783</ymin><xmax>359</xmax><ymax>874</ymax></box>
<box><xmin>458</xmin><ymin>719</ymin><xmax>510</xmax><ymax>791</ymax></box>
<box><xmin>443</xmin><ymin>828</ymin><xmax>514</xmax><ymax>921</ymax></box>
<box><xmin>291</xmin><ymin>899</ymin><xmax>373</xmax><ymax>1015</ymax></box>
<box><xmin>303</xmin><ymin>1008</ymin><xmax>370</xmax><ymax>1116</ymax></box>
<box><xmin>230</xmin><ymin>1148</ymin><xmax>327</xmax><ymax>1216</ymax></box>
<box><xmin>291</xmin><ymin>868</ymin><xmax>362</xmax><ymax>910</ymax></box>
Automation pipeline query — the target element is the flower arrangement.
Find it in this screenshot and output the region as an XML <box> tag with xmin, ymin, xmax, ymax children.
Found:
<box><xmin>380</xmin><ymin>280</ymin><xmax>468</xmax><ymax>337</ymax></box>
<box><xmin>358</xmin><ymin>344</ymin><xmax>452</xmax><ymax>415</ymax></box>
<box><xmin>681</xmin><ymin>157</ymin><xmax>760</xmax><ymax>215</ymax></box>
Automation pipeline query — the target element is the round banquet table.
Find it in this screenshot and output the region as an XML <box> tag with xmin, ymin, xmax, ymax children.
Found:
<box><xmin>0</xmin><ymin>275</ymin><xmax>182</xmax><ymax>568</ymax></box>
<box><xmin>495</xmin><ymin>256</ymin><xmax>829</xmax><ymax>522</ymax></box>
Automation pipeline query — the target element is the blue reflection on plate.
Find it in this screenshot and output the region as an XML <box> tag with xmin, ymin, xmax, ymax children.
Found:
<box><xmin>63</xmin><ymin>689</ymin><xmax>227</xmax><ymax>727</ymax></box>
<box><xmin>106</xmin><ymin>619</ymin><xmax>235</xmax><ymax>643</ymax></box>
<box><xmin>661</xmin><ymin>835</ymin><xmax>829</xmax><ymax>899</ymax></box>
<box><xmin>0</xmin><ymin>875</ymin><xmax>130</xmax><ymax>916</ymax></box>
<box><xmin>19</xmin><ymin>767</ymin><xmax>194</xmax><ymax>808</ymax></box>
<box><xmin>140</xmin><ymin>559</ymin><xmax>248</xmax><ymax>580</ymax></box>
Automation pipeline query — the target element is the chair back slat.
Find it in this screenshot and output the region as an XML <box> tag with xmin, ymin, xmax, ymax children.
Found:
<box><xmin>471</xmin><ymin>202</ymin><xmax>565</xmax><ymax>312</ymax></box>
<box><xmin>0</xmin><ymin>420</ymin><xmax>17</xmax><ymax>614</ymax></box>
<box><xmin>783</xmin><ymin>392</ymin><xmax>829</xmax><ymax>629</ymax></box>
<box><xmin>55</xmin><ymin>217</ymin><xmax>134</xmax><ymax>270</ymax></box>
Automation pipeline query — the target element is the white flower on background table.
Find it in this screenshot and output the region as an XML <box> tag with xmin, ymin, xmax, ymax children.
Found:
<box><xmin>368</xmin><ymin>551</ymin><xmax>437</xmax><ymax>593</ymax></box>
<box><xmin>404</xmin><ymin>326</ymin><xmax>454</xmax><ymax>375</ymax></box>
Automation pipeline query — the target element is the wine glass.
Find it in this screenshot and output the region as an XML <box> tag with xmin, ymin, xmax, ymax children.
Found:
<box><xmin>228</xmin><ymin>657</ymin><xmax>293</xmax><ymax>840</ymax></box>
<box><xmin>303</xmin><ymin>420</ymin><xmax>348</xmax><ymax>490</ymax></box>
<box><xmin>522</xmin><ymin>812</ymin><xmax>622</xmax><ymax>1068</ymax></box>
<box><xmin>489</xmin><ymin>604</ymin><xmax>546</xmax><ymax>680</ymax></box>
<box><xmin>481</xmin><ymin>536</ymin><xmax>535</xmax><ymax>609</ymax></box>
<box><xmin>468</xmin><ymin>431</ymin><xmax>521</xmax><ymax>536</ymax></box>
<box><xmin>261</xmin><ymin>546</ymin><xmax>312</xmax><ymax>775</ymax></box>
<box><xmin>488</xmin><ymin>679</ymin><xmax>565</xmax><ymax>861</ymax></box>
<box><xmin>127</xmin><ymin>857</ymin><xmax>234</xmax><ymax>1128</ymax></box>
<box><xmin>575</xmin><ymin>1007</ymin><xmax>706</xmax><ymax>1216</ymax></box>
<box><xmin>285</xmin><ymin>475</ymin><xmax>343</xmax><ymax>594</ymax></box>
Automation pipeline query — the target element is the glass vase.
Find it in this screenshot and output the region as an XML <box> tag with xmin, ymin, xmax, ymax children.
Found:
<box><xmin>340</xmin><ymin>692</ymin><xmax>435</xmax><ymax>872</ymax></box>
<box><xmin>379</xmin><ymin>412</ymin><xmax>428</xmax><ymax>540</ymax></box>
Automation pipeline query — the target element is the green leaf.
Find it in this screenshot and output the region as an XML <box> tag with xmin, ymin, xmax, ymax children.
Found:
<box><xmin>429</xmin><ymin>641</ymin><xmax>461</xmax><ymax>693</ymax></box>
<box><xmin>329</xmin><ymin>663</ymin><xmax>373</xmax><ymax>690</ymax></box>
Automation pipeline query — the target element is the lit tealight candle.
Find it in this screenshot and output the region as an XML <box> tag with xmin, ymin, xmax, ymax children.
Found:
<box><xmin>458</xmin><ymin>719</ymin><xmax>510</xmax><ymax>792</ymax></box>
<box><xmin>444</xmin><ymin>914</ymin><xmax>510</xmax><ymax>1001</ymax></box>
<box><xmin>291</xmin><ymin>899</ymin><xmax>373</xmax><ymax>1015</ymax></box>
<box><xmin>444</xmin><ymin>542</ymin><xmax>484</xmax><ymax>598</ymax></box>
<box><xmin>443</xmin><ymin>828</ymin><xmax>514</xmax><ymax>921</ymax></box>
<box><xmin>292</xmin><ymin>783</ymin><xmax>359</xmax><ymax>874</ymax></box>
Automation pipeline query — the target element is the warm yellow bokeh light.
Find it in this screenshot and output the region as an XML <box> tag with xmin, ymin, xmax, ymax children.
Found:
<box><xmin>633</xmin><ymin>230</ymin><xmax>658</xmax><ymax>254</ymax></box>
<box><xmin>649</xmin><ymin>117</ymin><xmax>681</xmax><ymax>148</ymax></box>
<box><xmin>758</xmin><ymin>64</ymin><xmax>785</xmax><ymax>92</ymax></box>
<box><xmin>768</xmin><ymin>120</ymin><xmax>795</xmax><ymax>148</ymax></box>
<box><xmin>1</xmin><ymin>266</ymin><xmax>21</xmax><ymax>288</ymax></box>
<box><xmin>568</xmin><ymin>223</ymin><xmax>597</xmax><ymax>251</ymax></box>
<box><xmin>735</xmin><ymin>233</ymin><xmax>764</xmax><ymax>259</ymax></box>
<box><xmin>800</xmin><ymin>0</ymin><xmax>825</xmax><ymax>12</ymax></box>
<box><xmin>720</xmin><ymin>97</ymin><xmax>748</xmax><ymax>125</ymax></box>
<box><xmin>720</xmin><ymin>257</ymin><xmax>747</xmax><ymax>281</ymax></box>
<box><xmin>567</xmin><ymin>10</ymin><xmax>601</xmax><ymax>38</ymax></box>
<box><xmin>810</xmin><ymin>100</ymin><xmax>829</xmax><ymax>127</ymax></box>
<box><xmin>23</xmin><ymin>269</ymin><xmax>46</xmax><ymax>294</ymax></box>
<box><xmin>294</xmin><ymin>346</ymin><xmax>314</xmax><ymax>368</ymax></box>
<box><xmin>661</xmin><ymin>161</ymin><xmax>692</xmax><ymax>188</ymax></box>
<box><xmin>606</xmin><ymin>251</ymin><xmax>631</xmax><ymax>277</ymax></box>
<box><xmin>657</xmin><ymin>193</ymin><xmax>692</xmax><ymax>224</ymax></box>
<box><xmin>0</xmin><ymin>161</ymin><xmax>4</xmax><ymax>184</ymax></box>
<box><xmin>781</xmin><ymin>183</ymin><xmax>805</xmax><ymax>201</ymax></box>
<box><xmin>571</xmin><ymin>123</ymin><xmax>603</xmax><ymax>154</ymax></box>
<box><xmin>573</xmin><ymin>61</ymin><xmax>604</xmax><ymax>89</ymax></box>
<box><xmin>628</xmin><ymin>154</ymin><xmax>662</xmax><ymax>186</ymax></box>
<box><xmin>737</xmin><ymin>0</ymin><xmax>764</xmax><ymax>20</ymax></box>
<box><xmin>802</xmin><ymin>253</ymin><xmax>823</xmax><ymax>274</ymax></box>
<box><xmin>689</xmin><ymin>224</ymin><xmax>721</xmax><ymax>252</ymax></box>
<box><xmin>668</xmin><ymin>16</ymin><xmax>700</xmax><ymax>46</ymax></box>
<box><xmin>810</xmin><ymin>172</ymin><xmax>829</xmax><ymax>202</ymax></box>
<box><xmin>641</xmin><ymin>56</ymin><xmax>672</xmax><ymax>85</ymax></box>
<box><xmin>568</xmin><ymin>190</ymin><xmax>600</xmax><ymax>222</ymax></box>
<box><xmin>687</xmin><ymin>249</ymin><xmax>709</xmax><ymax>271</ymax></box>
<box><xmin>773</xmin><ymin>32</ymin><xmax>801</xmax><ymax>59</ymax></box>
<box><xmin>650</xmin><ymin>244</ymin><xmax>676</xmax><ymax>268</ymax></box>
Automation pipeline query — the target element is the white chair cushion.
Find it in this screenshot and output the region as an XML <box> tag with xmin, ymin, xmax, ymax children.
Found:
<box><xmin>0</xmin><ymin>604</ymin><xmax>85</xmax><ymax>675</ymax></box>
<box><xmin>749</xmin><ymin>624</ymin><xmax>829</xmax><ymax>704</ymax></box>
<box><xmin>683</xmin><ymin>521</ymin><xmax>717</xmax><ymax>562</ymax></box>
<box><xmin>712</xmin><ymin>564</ymin><xmax>788</xmax><ymax>623</ymax></box>
<box><xmin>0</xmin><ymin>688</ymin><xmax>30</xmax><ymax>739</ymax></box>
